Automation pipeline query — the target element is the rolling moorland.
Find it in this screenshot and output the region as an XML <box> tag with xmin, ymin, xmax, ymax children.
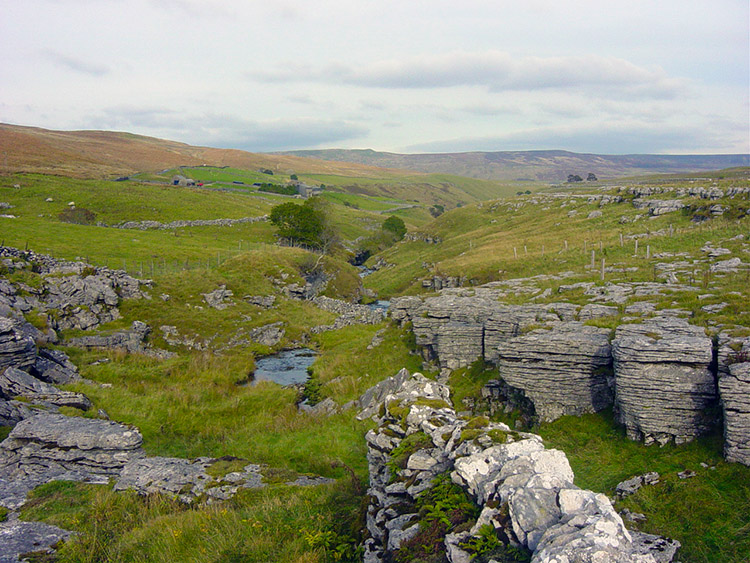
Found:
<box><xmin>0</xmin><ymin>124</ymin><xmax>749</xmax><ymax>563</ymax></box>
<box><xmin>277</xmin><ymin>148</ymin><xmax>750</xmax><ymax>182</ymax></box>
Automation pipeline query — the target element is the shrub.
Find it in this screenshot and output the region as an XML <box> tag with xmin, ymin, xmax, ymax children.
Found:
<box><xmin>58</xmin><ymin>207</ymin><xmax>96</xmax><ymax>225</ymax></box>
<box><xmin>382</xmin><ymin>215</ymin><xmax>407</xmax><ymax>240</ymax></box>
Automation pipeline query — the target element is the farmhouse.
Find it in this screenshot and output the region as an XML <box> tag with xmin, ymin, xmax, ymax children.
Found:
<box><xmin>171</xmin><ymin>175</ymin><xmax>195</xmax><ymax>187</ymax></box>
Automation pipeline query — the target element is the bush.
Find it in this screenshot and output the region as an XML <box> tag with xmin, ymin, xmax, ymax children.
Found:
<box><xmin>58</xmin><ymin>207</ymin><xmax>96</xmax><ymax>225</ymax></box>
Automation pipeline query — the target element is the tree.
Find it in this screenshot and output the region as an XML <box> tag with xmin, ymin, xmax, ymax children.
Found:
<box><xmin>382</xmin><ymin>215</ymin><xmax>406</xmax><ymax>240</ymax></box>
<box><xmin>269</xmin><ymin>198</ymin><xmax>339</xmax><ymax>253</ymax></box>
<box><xmin>290</xmin><ymin>174</ymin><xmax>298</xmax><ymax>180</ymax></box>
<box><xmin>269</xmin><ymin>201</ymin><xmax>325</xmax><ymax>248</ymax></box>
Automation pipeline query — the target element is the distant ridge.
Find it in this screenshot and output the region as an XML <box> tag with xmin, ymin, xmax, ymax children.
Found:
<box><xmin>0</xmin><ymin>123</ymin><xmax>412</xmax><ymax>179</ymax></box>
<box><xmin>277</xmin><ymin>148</ymin><xmax>750</xmax><ymax>182</ymax></box>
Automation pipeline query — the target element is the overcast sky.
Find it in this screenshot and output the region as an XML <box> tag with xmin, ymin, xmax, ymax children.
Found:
<box><xmin>1</xmin><ymin>0</ymin><xmax>748</xmax><ymax>154</ymax></box>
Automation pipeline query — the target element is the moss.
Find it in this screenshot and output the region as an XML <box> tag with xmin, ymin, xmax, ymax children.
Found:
<box><xmin>388</xmin><ymin>432</ymin><xmax>433</xmax><ymax>472</ymax></box>
<box><xmin>459</xmin><ymin>428</ymin><xmax>482</xmax><ymax>444</ymax></box>
<box><xmin>488</xmin><ymin>429</ymin><xmax>522</xmax><ymax>444</ymax></box>
<box><xmin>206</xmin><ymin>457</ymin><xmax>249</xmax><ymax>479</ymax></box>
<box><xmin>260</xmin><ymin>466</ymin><xmax>300</xmax><ymax>484</ymax></box>
<box><xmin>465</xmin><ymin>415</ymin><xmax>490</xmax><ymax>429</ymax></box>
<box><xmin>415</xmin><ymin>397</ymin><xmax>451</xmax><ymax>410</ymax></box>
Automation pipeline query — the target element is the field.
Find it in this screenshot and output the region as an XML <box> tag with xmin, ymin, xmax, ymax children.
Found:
<box><xmin>1</xmin><ymin>160</ymin><xmax>750</xmax><ymax>562</ymax></box>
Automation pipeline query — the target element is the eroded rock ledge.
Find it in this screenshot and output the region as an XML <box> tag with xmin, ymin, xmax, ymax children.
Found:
<box><xmin>359</xmin><ymin>369</ymin><xmax>679</xmax><ymax>563</ymax></box>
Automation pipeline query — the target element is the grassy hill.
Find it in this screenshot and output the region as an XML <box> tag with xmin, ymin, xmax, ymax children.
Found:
<box><xmin>0</xmin><ymin>123</ymin><xmax>523</xmax><ymax>207</ymax></box>
<box><xmin>1</xmin><ymin>124</ymin><xmax>749</xmax><ymax>562</ymax></box>
<box><xmin>279</xmin><ymin>148</ymin><xmax>750</xmax><ymax>182</ymax></box>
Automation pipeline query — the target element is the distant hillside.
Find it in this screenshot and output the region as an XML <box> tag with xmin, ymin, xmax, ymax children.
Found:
<box><xmin>0</xmin><ymin>123</ymin><xmax>412</xmax><ymax>179</ymax></box>
<box><xmin>0</xmin><ymin>123</ymin><xmax>522</xmax><ymax>207</ymax></box>
<box><xmin>277</xmin><ymin>149</ymin><xmax>750</xmax><ymax>182</ymax></box>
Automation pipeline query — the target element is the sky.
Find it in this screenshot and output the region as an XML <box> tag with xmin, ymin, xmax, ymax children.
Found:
<box><xmin>1</xmin><ymin>0</ymin><xmax>748</xmax><ymax>155</ymax></box>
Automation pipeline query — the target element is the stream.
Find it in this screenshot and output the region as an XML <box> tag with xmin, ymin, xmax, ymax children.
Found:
<box><xmin>251</xmin><ymin>348</ymin><xmax>317</xmax><ymax>386</ymax></box>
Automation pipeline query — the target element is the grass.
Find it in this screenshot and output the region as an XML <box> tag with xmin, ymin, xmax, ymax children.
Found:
<box><xmin>19</xmin><ymin>479</ymin><xmax>363</xmax><ymax>563</ymax></box>
<box><xmin>538</xmin><ymin>410</ymin><xmax>750</xmax><ymax>563</ymax></box>
<box><xmin>2</xmin><ymin>168</ymin><xmax>750</xmax><ymax>562</ymax></box>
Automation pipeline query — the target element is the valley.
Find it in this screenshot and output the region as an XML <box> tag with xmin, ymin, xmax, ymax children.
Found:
<box><xmin>0</xmin><ymin>125</ymin><xmax>749</xmax><ymax>563</ymax></box>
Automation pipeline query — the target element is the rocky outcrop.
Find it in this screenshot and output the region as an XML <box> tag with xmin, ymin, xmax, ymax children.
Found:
<box><xmin>391</xmin><ymin>294</ymin><xmax>568</xmax><ymax>369</ymax></box>
<box><xmin>360</xmin><ymin>370</ymin><xmax>678</xmax><ymax>563</ymax></box>
<box><xmin>495</xmin><ymin>322</ymin><xmax>613</xmax><ymax>421</ymax></box>
<box><xmin>612</xmin><ymin>317</ymin><xmax>716</xmax><ymax>445</ymax></box>
<box><xmin>115</xmin><ymin>456</ymin><xmax>265</xmax><ymax>503</ymax></box>
<box><xmin>311</xmin><ymin>296</ymin><xmax>385</xmax><ymax>333</ymax></box>
<box><xmin>114</xmin><ymin>456</ymin><xmax>334</xmax><ymax>504</ymax></box>
<box><xmin>0</xmin><ymin>317</ymin><xmax>36</xmax><ymax>372</ymax></box>
<box><xmin>63</xmin><ymin>321</ymin><xmax>159</xmax><ymax>355</ymax></box>
<box><xmin>0</xmin><ymin>366</ymin><xmax>91</xmax><ymax>411</ymax></box>
<box><xmin>0</xmin><ymin>414</ymin><xmax>144</xmax><ymax>487</ymax></box>
<box><xmin>32</xmin><ymin>348</ymin><xmax>81</xmax><ymax>385</ymax></box>
<box><xmin>0</xmin><ymin>246</ymin><xmax>150</xmax><ymax>334</ymax></box>
<box><xmin>718</xmin><ymin>362</ymin><xmax>750</xmax><ymax>465</ymax></box>
<box><xmin>202</xmin><ymin>286</ymin><xmax>235</xmax><ymax>310</ymax></box>
<box><xmin>0</xmin><ymin>520</ymin><xmax>73</xmax><ymax>563</ymax></box>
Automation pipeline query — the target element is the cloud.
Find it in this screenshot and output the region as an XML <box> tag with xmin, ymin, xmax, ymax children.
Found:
<box><xmin>85</xmin><ymin>106</ymin><xmax>368</xmax><ymax>151</ymax></box>
<box><xmin>43</xmin><ymin>50</ymin><xmax>109</xmax><ymax>76</ymax></box>
<box><xmin>405</xmin><ymin>121</ymin><xmax>748</xmax><ymax>155</ymax></box>
<box><xmin>247</xmin><ymin>50</ymin><xmax>683</xmax><ymax>98</ymax></box>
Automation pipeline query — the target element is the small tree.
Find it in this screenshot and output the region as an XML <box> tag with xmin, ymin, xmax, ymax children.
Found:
<box><xmin>382</xmin><ymin>215</ymin><xmax>407</xmax><ymax>240</ymax></box>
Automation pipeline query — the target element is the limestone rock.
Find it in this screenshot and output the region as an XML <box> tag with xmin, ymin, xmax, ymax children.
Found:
<box><xmin>495</xmin><ymin>322</ymin><xmax>614</xmax><ymax>421</ymax></box>
<box><xmin>359</xmin><ymin>370</ymin><xmax>675</xmax><ymax>563</ymax></box>
<box><xmin>0</xmin><ymin>366</ymin><xmax>91</xmax><ymax>411</ymax></box>
<box><xmin>202</xmin><ymin>286</ymin><xmax>235</xmax><ymax>310</ymax></box>
<box><xmin>32</xmin><ymin>348</ymin><xmax>81</xmax><ymax>385</ymax></box>
<box><xmin>613</xmin><ymin>317</ymin><xmax>716</xmax><ymax>444</ymax></box>
<box><xmin>719</xmin><ymin>362</ymin><xmax>750</xmax><ymax>465</ymax></box>
<box><xmin>0</xmin><ymin>413</ymin><xmax>144</xmax><ymax>480</ymax></box>
<box><xmin>0</xmin><ymin>520</ymin><xmax>73</xmax><ymax>563</ymax></box>
<box><xmin>115</xmin><ymin>456</ymin><xmax>265</xmax><ymax>503</ymax></box>
<box><xmin>63</xmin><ymin>321</ymin><xmax>153</xmax><ymax>354</ymax></box>
<box><xmin>0</xmin><ymin>317</ymin><xmax>36</xmax><ymax>372</ymax></box>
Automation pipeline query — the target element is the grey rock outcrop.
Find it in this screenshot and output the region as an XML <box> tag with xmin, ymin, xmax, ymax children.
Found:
<box><xmin>0</xmin><ymin>246</ymin><xmax>151</xmax><ymax>334</ymax></box>
<box><xmin>0</xmin><ymin>367</ymin><xmax>91</xmax><ymax>411</ymax></box>
<box><xmin>391</xmin><ymin>294</ymin><xmax>567</xmax><ymax>369</ymax></box>
<box><xmin>612</xmin><ymin>317</ymin><xmax>716</xmax><ymax>445</ymax></box>
<box><xmin>718</xmin><ymin>362</ymin><xmax>750</xmax><ymax>465</ymax></box>
<box><xmin>115</xmin><ymin>456</ymin><xmax>265</xmax><ymax>503</ymax></box>
<box><xmin>495</xmin><ymin>322</ymin><xmax>614</xmax><ymax>422</ymax></box>
<box><xmin>202</xmin><ymin>286</ymin><xmax>235</xmax><ymax>310</ymax></box>
<box><xmin>32</xmin><ymin>348</ymin><xmax>81</xmax><ymax>385</ymax></box>
<box><xmin>0</xmin><ymin>520</ymin><xmax>73</xmax><ymax>563</ymax></box>
<box><xmin>0</xmin><ymin>413</ymin><xmax>144</xmax><ymax>483</ymax></box>
<box><xmin>0</xmin><ymin>318</ymin><xmax>36</xmax><ymax>372</ymax></box>
<box><xmin>63</xmin><ymin>321</ymin><xmax>157</xmax><ymax>355</ymax></box>
<box><xmin>360</xmin><ymin>370</ymin><xmax>678</xmax><ymax>563</ymax></box>
<box><xmin>311</xmin><ymin>296</ymin><xmax>385</xmax><ymax>333</ymax></box>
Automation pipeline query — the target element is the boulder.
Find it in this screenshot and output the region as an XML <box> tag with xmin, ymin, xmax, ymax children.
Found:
<box><xmin>612</xmin><ymin>317</ymin><xmax>716</xmax><ymax>444</ymax></box>
<box><xmin>718</xmin><ymin>362</ymin><xmax>750</xmax><ymax>465</ymax></box>
<box><xmin>495</xmin><ymin>323</ymin><xmax>614</xmax><ymax>421</ymax></box>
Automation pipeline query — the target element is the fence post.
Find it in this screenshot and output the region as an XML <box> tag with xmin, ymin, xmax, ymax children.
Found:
<box><xmin>591</xmin><ymin>250</ymin><xmax>595</xmax><ymax>269</ymax></box>
<box><xmin>634</xmin><ymin>239</ymin><xmax>638</xmax><ymax>256</ymax></box>
<box><xmin>513</xmin><ymin>247</ymin><xmax>518</xmax><ymax>259</ymax></box>
<box><xmin>601</xmin><ymin>258</ymin><xmax>605</xmax><ymax>280</ymax></box>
